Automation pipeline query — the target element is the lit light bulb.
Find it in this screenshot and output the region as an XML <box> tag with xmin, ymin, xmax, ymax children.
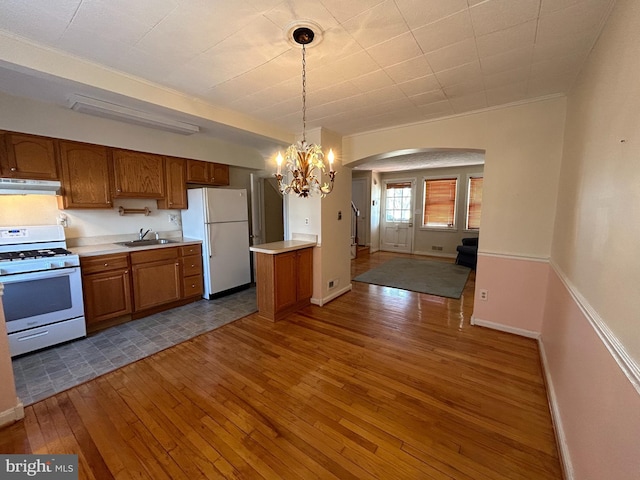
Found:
<box><xmin>327</xmin><ymin>149</ymin><xmax>334</xmax><ymax>172</ymax></box>
<box><xmin>276</xmin><ymin>152</ymin><xmax>283</xmax><ymax>175</ymax></box>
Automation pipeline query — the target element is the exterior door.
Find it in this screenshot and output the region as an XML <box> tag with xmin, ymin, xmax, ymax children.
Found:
<box><xmin>380</xmin><ymin>180</ymin><xmax>414</xmax><ymax>253</ymax></box>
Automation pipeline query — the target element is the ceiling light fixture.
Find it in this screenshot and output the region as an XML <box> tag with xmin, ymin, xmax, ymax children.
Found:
<box><xmin>68</xmin><ymin>94</ymin><xmax>200</xmax><ymax>135</ymax></box>
<box><xmin>275</xmin><ymin>23</ymin><xmax>335</xmax><ymax>198</ymax></box>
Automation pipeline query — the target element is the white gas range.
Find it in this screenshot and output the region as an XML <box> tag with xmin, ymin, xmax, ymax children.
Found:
<box><xmin>0</xmin><ymin>225</ymin><xmax>86</xmax><ymax>357</ymax></box>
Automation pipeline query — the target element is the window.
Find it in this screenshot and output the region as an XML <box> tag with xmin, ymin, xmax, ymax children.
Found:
<box><xmin>385</xmin><ymin>181</ymin><xmax>412</xmax><ymax>223</ymax></box>
<box><xmin>422</xmin><ymin>177</ymin><xmax>458</xmax><ymax>229</ymax></box>
<box><xmin>466</xmin><ymin>175</ymin><xmax>483</xmax><ymax>230</ymax></box>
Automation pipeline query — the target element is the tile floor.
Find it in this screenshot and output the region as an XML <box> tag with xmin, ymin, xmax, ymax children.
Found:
<box><xmin>12</xmin><ymin>287</ymin><xmax>257</xmax><ymax>406</ymax></box>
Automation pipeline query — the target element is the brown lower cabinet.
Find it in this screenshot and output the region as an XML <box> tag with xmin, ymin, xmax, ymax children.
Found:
<box><xmin>130</xmin><ymin>248</ymin><xmax>182</xmax><ymax>311</ymax></box>
<box><xmin>81</xmin><ymin>254</ymin><xmax>132</xmax><ymax>332</ymax></box>
<box><xmin>255</xmin><ymin>247</ymin><xmax>313</xmax><ymax>321</ymax></box>
<box><xmin>81</xmin><ymin>244</ymin><xmax>203</xmax><ymax>333</ymax></box>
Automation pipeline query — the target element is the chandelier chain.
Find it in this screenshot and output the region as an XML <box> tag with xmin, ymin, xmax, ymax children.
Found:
<box><xmin>301</xmin><ymin>43</ymin><xmax>307</xmax><ymax>144</ymax></box>
<box><xmin>273</xmin><ymin>26</ymin><xmax>336</xmax><ymax>198</ymax></box>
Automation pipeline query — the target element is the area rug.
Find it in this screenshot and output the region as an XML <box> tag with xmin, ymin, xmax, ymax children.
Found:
<box><xmin>353</xmin><ymin>258</ymin><xmax>471</xmax><ymax>299</ymax></box>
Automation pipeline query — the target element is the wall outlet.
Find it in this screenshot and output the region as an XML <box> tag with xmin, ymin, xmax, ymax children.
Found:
<box><xmin>304</xmin><ymin>218</ymin><xmax>309</xmax><ymax>225</ymax></box>
<box><xmin>328</xmin><ymin>279</ymin><xmax>338</xmax><ymax>289</ymax></box>
<box><xmin>479</xmin><ymin>289</ymin><xmax>489</xmax><ymax>301</ymax></box>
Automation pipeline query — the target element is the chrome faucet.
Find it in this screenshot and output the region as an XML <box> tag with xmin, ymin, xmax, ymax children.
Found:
<box><xmin>139</xmin><ymin>228</ymin><xmax>151</xmax><ymax>240</ymax></box>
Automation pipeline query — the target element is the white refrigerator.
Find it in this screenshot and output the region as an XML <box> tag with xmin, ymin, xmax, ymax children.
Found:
<box><xmin>181</xmin><ymin>187</ymin><xmax>251</xmax><ymax>298</ymax></box>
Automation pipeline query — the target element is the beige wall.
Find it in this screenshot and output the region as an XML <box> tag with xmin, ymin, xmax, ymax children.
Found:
<box><xmin>343</xmin><ymin>98</ymin><xmax>566</xmax><ymax>259</ymax></box>
<box><xmin>541</xmin><ymin>0</ymin><xmax>640</xmax><ymax>477</ymax></box>
<box><xmin>319</xmin><ymin>128</ymin><xmax>352</xmax><ymax>302</ymax></box>
<box><xmin>551</xmin><ymin>0</ymin><xmax>640</xmax><ymax>365</ymax></box>
<box><xmin>0</xmin><ymin>92</ymin><xmax>266</xmax><ymax>170</ymax></box>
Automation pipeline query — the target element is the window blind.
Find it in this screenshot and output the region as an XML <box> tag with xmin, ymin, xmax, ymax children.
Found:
<box><xmin>423</xmin><ymin>178</ymin><xmax>457</xmax><ymax>227</ymax></box>
<box><xmin>467</xmin><ymin>176</ymin><xmax>483</xmax><ymax>230</ymax></box>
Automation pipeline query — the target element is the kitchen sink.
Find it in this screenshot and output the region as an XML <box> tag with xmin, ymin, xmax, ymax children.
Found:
<box><xmin>116</xmin><ymin>238</ymin><xmax>177</xmax><ymax>247</ymax></box>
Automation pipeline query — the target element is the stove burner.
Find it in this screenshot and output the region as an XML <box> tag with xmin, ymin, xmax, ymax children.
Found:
<box><xmin>0</xmin><ymin>247</ymin><xmax>72</xmax><ymax>261</ymax></box>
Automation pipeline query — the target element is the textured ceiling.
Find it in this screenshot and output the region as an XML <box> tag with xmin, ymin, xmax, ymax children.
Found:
<box><xmin>351</xmin><ymin>148</ymin><xmax>485</xmax><ymax>172</ymax></box>
<box><xmin>0</xmin><ymin>0</ymin><xmax>615</xmax><ymax>167</ymax></box>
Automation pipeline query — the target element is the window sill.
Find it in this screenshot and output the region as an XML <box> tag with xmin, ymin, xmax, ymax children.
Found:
<box><xmin>419</xmin><ymin>227</ymin><xmax>459</xmax><ymax>233</ymax></box>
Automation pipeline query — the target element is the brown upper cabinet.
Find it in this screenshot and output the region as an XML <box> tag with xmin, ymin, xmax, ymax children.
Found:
<box><xmin>0</xmin><ymin>130</ymin><xmax>231</xmax><ymax>208</ymax></box>
<box><xmin>58</xmin><ymin>140</ymin><xmax>113</xmax><ymax>209</ymax></box>
<box><xmin>157</xmin><ymin>156</ymin><xmax>187</xmax><ymax>210</ymax></box>
<box><xmin>0</xmin><ymin>132</ymin><xmax>59</xmax><ymax>180</ymax></box>
<box><xmin>112</xmin><ymin>149</ymin><xmax>165</xmax><ymax>199</ymax></box>
<box><xmin>186</xmin><ymin>159</ymin><xmax>229</xmax><ymax>186</ymax></box>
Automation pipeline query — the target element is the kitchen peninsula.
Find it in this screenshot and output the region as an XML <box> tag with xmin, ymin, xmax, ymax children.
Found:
<box><xmin>250</xmin><ymin>239</ymin><xmax>316</xmax><ymax>321</ymax></box>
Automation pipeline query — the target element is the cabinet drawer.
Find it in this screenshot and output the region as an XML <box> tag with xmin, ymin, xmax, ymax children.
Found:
<box><xmin>182</xmin><ymin>274</ymin><xmax>203</xmax><ymax>298</ymax></box>
<box><xmin>130</xmin><ymin>246</ymin><xmax>178</xmax><ymax>265</ymax></box>
<box><xmin>179</xmin><ymin>244</ymin><xmax>201</xmax><ymax>257</ymax></box>
<box><xmin>181</xmin><ymin>254</ymin><xmax>202</xmax><ymax>276</ymax></box>
<box><xmin>81</xmin><ymin>254</ymin><xmax>129</xmax><ymax>274</ymax></box>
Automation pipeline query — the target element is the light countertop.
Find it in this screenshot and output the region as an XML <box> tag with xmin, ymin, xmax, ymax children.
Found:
<box><xmin>249</xmin><ymin>240</ymin><xmax>316</xmax><ymax>255</ymax></box>
<box><xmin>70</xmin><ymin>238</ymin><xmax>202</xmax><ymax>257</ymax></box>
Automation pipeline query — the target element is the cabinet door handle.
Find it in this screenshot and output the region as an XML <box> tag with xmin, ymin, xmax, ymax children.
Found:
<box><xmin>10</xmin><ymin>167</ymin><xmax>17</xmax><ymax>171</ymax></box>
<box><xmin>175</xmin><ymin>262</ymin><xmax>179</xmax><ymax>266</ymax></box>
<box><xmin>104</xmin><ymin>263</ymin><xmax>109</xmax><ymax>267</ymax></box>
<box><xmin>124</xmin><ymin>270</ymin><xmax>129</xmax><ymax>274</ymax></box>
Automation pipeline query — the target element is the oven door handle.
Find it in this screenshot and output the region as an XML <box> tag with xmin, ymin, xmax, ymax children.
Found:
<box><xmin>0</xmin><ymin>267</ymin><xmax>79</xmax><ymax>284</ymax></box>
<box><xmin>16</xmin><ymin>330</ymin><xmax>49</xmax><ymax>342</ymax></box>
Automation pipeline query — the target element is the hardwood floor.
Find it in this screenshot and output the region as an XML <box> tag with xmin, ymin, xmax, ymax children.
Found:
<box><xmin>1</xmin><ymin>250</ymin><xmax>563</xmax><ymax>479</ymax></box>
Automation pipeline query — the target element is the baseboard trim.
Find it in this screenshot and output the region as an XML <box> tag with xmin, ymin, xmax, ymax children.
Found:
<box><xmin>538</xmin><ymin>339</ymin><xmax>575</xmax><ymax>480</ymax></box>
<box><xmin>412</xmin><ymin>250</ymin><xmax>457</xmax><ymax>259</ymax></box>
<box><xmin>471</xmin><ymin>316</ymin><xmax>541</xmax><ymax>339</ymax></box>
<box><xmin>0</xmin><ymin>399</ymin><xmax>24</xmax><ymax>428</ymax></box>
<box><xmin>311</xmin><ymin>284</ymin><xmax>352</xmax><ymax>307</ymax></box>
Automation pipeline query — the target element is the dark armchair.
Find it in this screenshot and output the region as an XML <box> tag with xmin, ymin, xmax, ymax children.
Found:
<box><xmin>456</xmin><ymin>237</ymin><xmax>478</xmax><ymax>269</ymax></box>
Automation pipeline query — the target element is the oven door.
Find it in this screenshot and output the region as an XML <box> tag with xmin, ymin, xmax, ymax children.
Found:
<box><xmin>1</xmin><ymin>266</ymin><xmax>85</xmax><ymax>334</ymax></box>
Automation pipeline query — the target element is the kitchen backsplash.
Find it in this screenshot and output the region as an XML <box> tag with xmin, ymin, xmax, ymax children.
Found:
<box><xmin>0</xmin><ymin>195</ymin><xmax>182</xmax><ymax>240</ymax></box>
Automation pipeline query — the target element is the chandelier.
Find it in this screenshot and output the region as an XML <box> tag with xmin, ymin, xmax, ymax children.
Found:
<box><xmin>275</xmin><ymin>25</ymin><xmax>336</xmax><ymax>198</ymax></box>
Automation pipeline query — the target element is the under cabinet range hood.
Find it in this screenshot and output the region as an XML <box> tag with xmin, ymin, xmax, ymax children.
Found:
<box><xmin>0</xmin><ymin>178</ymin><xmax>61</xmax><ymax>195</ymax></box>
